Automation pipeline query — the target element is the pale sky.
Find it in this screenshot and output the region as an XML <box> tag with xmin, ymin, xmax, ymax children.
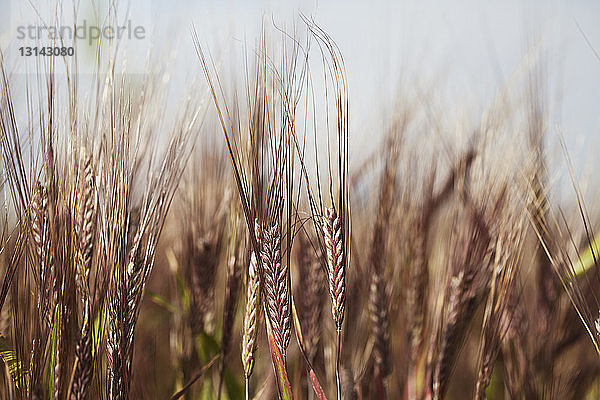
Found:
<box><xmin>171</xmin><ymin>0</ymin><xmax>600</xmax><ymax>159</ymax></box>
<box><xmin>1</xmin><ymin>0</ymin><xmax>599</xmax><ymax>177</ymax></box>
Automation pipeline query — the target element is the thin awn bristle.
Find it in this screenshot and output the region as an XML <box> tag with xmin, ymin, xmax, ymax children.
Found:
<box><xmin>242</xmin><ymin>251</ymin><xmax>260</xmax><ymax>378</ymax></box>
<box><xmin>323</xmin><ymin>207</ymin><xmax>346</xmax><ymax>331</ymax></box>
<box><xmin>260</xmin><ymin>222</ymin><xmax>291</xmax><ymax>358</ymax></box>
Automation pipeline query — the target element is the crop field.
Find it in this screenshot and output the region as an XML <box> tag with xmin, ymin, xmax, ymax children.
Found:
<box><xmin>0</xmin><ymin>1</ymin><xmax>599</xmax><ymax>399</ymax></box>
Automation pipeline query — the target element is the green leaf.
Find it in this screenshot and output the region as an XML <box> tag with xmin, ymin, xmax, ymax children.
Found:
<box><xmin>147</xmin><ymin>290</ymin><xmax>177</xmax><ymax>314</ymax></box>
<box><xmin>223</xmin><ymin>368</ymin><xmax>243</xmax><ymax>400</ymax></box>
<box><xmin>0</xmin><ymin>336</ymin><xmax>27</xmax><ymax>389</ymax></box>
<box><xmin>176</xmin><ymin>271</ymin><xmax>190</xmax><ymax>311</ymax></box>
<box><xmin>200</xmin><ymin>379</ymin><xmax>213</xmax><ymax>400</ymax></box>
<box><xmin>195</xmin><ymin>331</ymin><xmax>220</xmax><ymax>364</ymax></box>
<box><xmin>575</xmin><ymin>234</ymin><xmax>600</xmax><ymax>277</ymax></box>
<box><xmin>92</xmin><ymin>305</ymin><xmax>107</xmax><ymax>358</ymax></box>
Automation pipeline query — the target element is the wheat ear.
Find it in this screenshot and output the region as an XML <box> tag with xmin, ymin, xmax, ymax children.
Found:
<box><xmin>69</xmin><ymin>303</ymin><xmax>92</xmax><ymax>400</ymax></box>
<box><xmin>369</xmin><ymin>272</ymin><xmax>390</xmax><ymax>377</ymax></box>
<box><xmin>74</xmin><ymin>155</ymin><xmax>96</xmax><ymax>299</ymax></box>
<box><xmin>69</xmin><ymin>155</ymin><xmax>96</xmax><ymax>400</ymax></box>
<box><xmin>31</xmin><ymin>182</ymin><xmax>54</xmax><ymax>329</ymax></box>
<box><xmin>323</xmin><ymin>207</ymin><xmax>346</xmax><ymax>330</ymax></box>
<box><xmin>242</xmin><ymin>251</ymin><xmax>260</xmax><ymax>379</ymax></box>
<box><xmin>260</xmin><ymin>223</ymin><xmax>291</xmax><ymax>358</ymax></box>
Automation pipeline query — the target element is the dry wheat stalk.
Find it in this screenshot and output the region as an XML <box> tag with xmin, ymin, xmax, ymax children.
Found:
<box><xmin>323</xmin><ymin>207</ymin><xmax>346</xmax><ymax>331</ymax></box>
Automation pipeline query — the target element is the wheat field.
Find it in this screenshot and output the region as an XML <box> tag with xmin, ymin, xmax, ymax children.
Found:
<box><xmin>0</xmin><ymin>3</ymin><xmax>600</xmax><ymax>400</ymax></box>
